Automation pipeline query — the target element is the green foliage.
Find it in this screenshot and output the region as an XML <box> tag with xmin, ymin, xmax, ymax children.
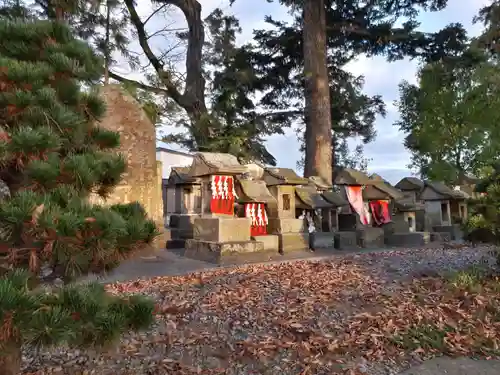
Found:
<box><xmin>0</xmin><ymin>15</ymin><xmax>157</xmax><ymax>370</ymax></box>
<box><xmin>463</xmin><ymin>162</ymin><xmax>500</xmax><ymax>263</ymax></box>
<box><xmin>395</xmin><ymin>48</ymin><xmax>500</xmax><ymax>183</ymax></box>
<box><xmin>0</xmin><ymin>269</ymin><xmax>154</xmax><ymax>349</ymax></box>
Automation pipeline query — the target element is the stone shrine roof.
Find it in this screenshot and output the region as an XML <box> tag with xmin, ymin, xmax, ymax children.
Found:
<box><xmin>371</xmin><ymin>179</ymin><xmax>405</xmax><ymax>200</ymax></box>
<box><xmin>237</xmin><ymin>179</ymin><xmax>277</xmax><ymax>204</ymax></box>
<box><xmin>425</xmin><ymin>181</ymin><xmax>468</xmax><ymax>200</ymax></box>
<box><xmin>395</xmin><ymin>177</ymin><xmax>425</xmax><ymax>191</ymax></box>
<box><xmin>308</xmin><ymin>176</ymin><xmax>332</xmax><ymax>190</ymax></box>
<box><xmin>189</xmin><ymin>152</ymin><xmax>247</xmax><ymax>177</ymax></box>
<box><xmin>333</xmin><ymin>167</ymin><xmax>374</xmax><ymax>185</ymax></box>
<box><xmin>394</xmin><ymin>197</ymin><xmax>425</xmax><ymax>212</ymax></box>
<box><xmin>167</xmin><ymin>167</ymin><xmax>199</xmax><ymax>185</ymax></box>
<box><xmin>295</xmin><ymin>186</ymin><xmax>333</xmax><ymax>209</ymax></box>
<box><xmin>321</xmin><ymin>190</ymin><xmax>349</xmax><ymax>207</ymax></box>
<box><xmin>263</xmin><ymin>168</ymin><xmax>308</xmax><ymax>186</ymax></box>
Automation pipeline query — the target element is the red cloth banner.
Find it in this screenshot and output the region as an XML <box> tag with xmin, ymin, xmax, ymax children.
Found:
<box><xmin>210</xmin><ymin>175</ymin><xmax>235</xmax><ymax>215</ymax></box>
<box><xmin>369</xmin><ymin>200</ymin><xmax>392</xmax><ymax>226</ymax></box>
<box><xmin>245</xmin><ymin>203</ymin><xmax>268</xmax><ymax>236</ymax></box>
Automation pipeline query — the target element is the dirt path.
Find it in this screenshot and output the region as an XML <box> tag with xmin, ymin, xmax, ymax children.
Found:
<box><xmin>398</xmin><ymin>357</ymin><xmax>500</xmax><ymax>375</ymax></box>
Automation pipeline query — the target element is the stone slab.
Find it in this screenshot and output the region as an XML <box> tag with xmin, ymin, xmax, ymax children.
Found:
<box><xmin>385</xmin><ymin>232</ymin><xmax>430</xmax><ymax>247</ymax></box>
<box><xmin>267</xmin><ymin>218</ymin><xmax>305</xmax><ymax>234</ymax></box>
<box><xmin>356</xmin><ymin>227</ymin><xmax>385</xmax><ymax>248</ymax></box>
<box><xmin>193</xmin><ymin>217</ymin><xmax>251</xmax><ymax>242</ymax></box>
<box><xmin>334</xmin><ymin>231</ymin><xmax>357</xmax><ymax>249</ymax></box>
<box><xmin>251</xmin><ymin>235</ymin><xmax>279</xmax><ymax>251</ymax></box>
<box><xmin>310</xmin><ymin>232</ymin><xmax>335</xmax><ymax>249</ymax></box>
<box><xmin>277</xmin><ymin>232</ymin><xmax>309</xmax><ymax>252</ymax></box>
<box><xmin>184</xmin><ymin>239</ymin><xmax>264</xmax><ymax>263</ymax></box>
<box><xmin>433</xmin><ymin>224</ymin><xmax>463</xmax><ymax>241</ymax></box>
<box><xmin>165</xmin><ymin>239</ymin><xmax>186</xmax><ymax>249</ymax></box>
<box><xmin>430</xmin><ymin>231</ymin><xmax>451</xmax><ymax>242</ymax></box>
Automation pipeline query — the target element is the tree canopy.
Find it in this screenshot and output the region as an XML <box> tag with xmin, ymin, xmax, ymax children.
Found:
<box><xmin>395</xmin><ymin>2</ymin><xmax>500</xmax><ymax>184</ymax></box>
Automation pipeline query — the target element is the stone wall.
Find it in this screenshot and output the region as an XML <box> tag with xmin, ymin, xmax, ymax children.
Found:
<box><xmin>89</xmin><ymin>84</ymin><xmax>163</xmax><ymax>223</ymax></box>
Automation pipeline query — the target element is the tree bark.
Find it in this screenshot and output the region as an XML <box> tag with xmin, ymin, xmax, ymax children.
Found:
<box><xmin>303</xmin><ymin>0</ymin><xmax>333</xmax><ymax>185</ymax></box>
<box><xmin>0</xmin><ymin>338</ymin><xmax>22</xmax><ymax>375</ymax></box>
<box><xmin>122</xmin><ymin>0</ymin><xmax>211</xmax><ymax>147</ymax></box>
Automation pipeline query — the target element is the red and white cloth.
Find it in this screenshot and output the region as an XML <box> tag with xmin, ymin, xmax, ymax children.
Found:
<box><xmin>345</xmin><ymin>186</ymin><xmax>371</xmax><ymax>225</ymax></box>
<box><xmin>210</xmin><ymin>175</ymin><xmax>237</xmax><ymax>215</ymax></box>
<box><xmin>245</xmin><ymin>203</ymin><xmax>268</xmax><ymax>236</ymax></box>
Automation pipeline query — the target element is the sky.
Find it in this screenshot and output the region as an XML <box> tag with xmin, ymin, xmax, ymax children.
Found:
<box><xmin>122</xmin><ymin>0</ymin><xmax>491</xmax><ymax>184</ymax></box>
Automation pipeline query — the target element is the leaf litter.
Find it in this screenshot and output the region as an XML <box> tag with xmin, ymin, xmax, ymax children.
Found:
<box><xmin>22</xmin><ymin>245</ymin><xmax>500</xmax><ymax>374</ymax></box>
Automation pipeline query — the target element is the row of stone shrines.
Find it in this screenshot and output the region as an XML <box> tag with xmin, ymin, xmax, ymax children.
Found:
<box><xmin>165</xmin><ymin>153</ymin><xmax>471</xmax><ymax>263</ymax></box>
<box><xmin>96</xmin><ymin>84</ymin><xmax>471</xmax><ymax>262</ymax></box>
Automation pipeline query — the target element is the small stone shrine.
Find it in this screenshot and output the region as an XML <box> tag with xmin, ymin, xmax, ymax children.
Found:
<box><xmin>165</xmin><ymin>167</ymin><xmax>201</xmax><ymax>248</ymax></box>
<box><xmin>184</xmin><ymin>153</ymin><xmax>264</xmax><ymax>262</ymax></box>
<box><xmin>235</xmin><ymin>175</ymin><xmax>279</xmax><ymax>251</ymax></box>
<box><xmin>394</xmin><ymin>177</ymin><xmax>427</xmax><ymax>231</ymax></box>
<box><xmin>333</xmin><ymin>167</ymin><xmax>386</xmax><ymax>248</ymax></box>
<box><xmin>295</xmin><ymin>184</ymin><xmax>336</xmax><ymax>248</ymax></box>
<box><xmin>263</xmin><ymin>168</ymin><xmax>310</xmax><ymax>253</ymax></box>
<box><xmin>419</xmin><ymin>180</ymin><xmax>468</xmax><ymax>240</ymax></box>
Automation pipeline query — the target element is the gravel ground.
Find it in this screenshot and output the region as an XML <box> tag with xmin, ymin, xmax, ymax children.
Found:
<box><xmin>21</xmin><ymin>245</ymin><xmax>499</xmax><ymax>375</ymax></box>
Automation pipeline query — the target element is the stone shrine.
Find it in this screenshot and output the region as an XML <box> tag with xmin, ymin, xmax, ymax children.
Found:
<box><xmin>165</xmin><ymin>167</ymin><xmax>201</xmax><ymax>248</ymax></box>
<box><xmin>295</xmin><ymin>185</ymin><xmax>336</xmax><ymax>248</ymax></box>
<box><xmin>333</xmin><ymin>167</ymin><xmax>386</xmax><ymax>248</ymax></box>
<box><xmin>263</xmin><ymin>168</ymin><xmax>310</xmax><ymax>253</ymax></box>
<box><xmin>184</xmin><ymin>153</ymin><xmax>264</xmax><ymax>262</ymax></box>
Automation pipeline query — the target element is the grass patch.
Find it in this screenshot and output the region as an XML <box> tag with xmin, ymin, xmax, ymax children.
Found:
<box><xmin>390</xmin><ymin>323</ymin><xmax>454</xmax><ymax>352</ymax></box>
<box><xmin>445</xmin><ymin>266</ymin><xmax>488</xmax><ymax>291</ymax></box>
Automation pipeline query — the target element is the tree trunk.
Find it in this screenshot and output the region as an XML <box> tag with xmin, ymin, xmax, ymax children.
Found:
<box><xmin>103</xmin><ymin>0</ymin><xmax>111</xmax><ymax>85</ymax></box>
<box><xmin>303</xmin><ymin>0</ymin><xmax>333</xmax><ymax>185</ymax></box>
<box><xmin>0</xmin><ymin>338</ymin><xmax>22</xmax><ymax>375</ymax></box>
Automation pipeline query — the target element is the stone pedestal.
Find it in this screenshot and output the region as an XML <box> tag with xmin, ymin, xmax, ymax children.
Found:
<box><xmin>334</xmin><ymin>231</ymin><xmax>357</xmax><ymax>249</ymax></box>
<box><xmin>267</xmin><ymin>218</ymin><xmax>305</xmax><ymax>233</ymax></box>
<box><xmin>310</xmin><ymin>232</ymin><xmax>335</xmax><ymax>249</ymax></box>
<box><xmin>168</xmin><ymin>214</ymin><xmax>200</xmax><ymax>239</ymax></box>
<box><xmin>433</xmin><ymin>224</ymin><xmax>463</xmax><ymax>241</ymax></box>
<box><xmin>252</xmin><ymin>235</ymin><xmax>279</xmax><ymax>251</ymax></box>
<box><xmin>193</xmin><ymin>216</ymin><xmax>251</xmax><ymax>242</ymax></box>
<box><xmin>185</xmin><ymin>239</ymin><xmax>264</xmax><ymax>263</ymax></box>
<box><xmin>430</xmin><ymin>232</ymin><xmax>451</xmax><ymax>242</ymax></box>
<box><xmin>356</xmin><ymin>227</ymin><xmax>384</xmax><ymax>248</ymax></box>
<box><xmin>277</xmin><ymin>233</ymin><xmax>309</xmax><ymax>252</ymax></box>
<box><xmin>385</xmin><ymin>232</ymin><xmax>430</xmax><ymax>247</ymax></box>
<box><xmin>267</xmin><ymin>218</ymin><xmax>308</xmax><ymax>252</ymax></box>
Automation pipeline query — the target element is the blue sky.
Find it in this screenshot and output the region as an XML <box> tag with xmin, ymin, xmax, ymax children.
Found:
<box><xmin>130</xmin><ymin>0</ymin><xmax>489</xmax><ymax>184</ymax></box>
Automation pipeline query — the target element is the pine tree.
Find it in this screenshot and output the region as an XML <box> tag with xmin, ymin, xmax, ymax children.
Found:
<box><xmin>464</xmin><ymin>162</ymin><xmax>500</xmax><ymax>261</ymax></box>
<box><xmin>0</xmin><ymin>17</ymin><xmax>156</xmax><ymax>375</ymax></box>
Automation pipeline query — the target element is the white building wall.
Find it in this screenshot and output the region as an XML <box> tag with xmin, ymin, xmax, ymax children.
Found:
<box><xmin>156</xmin><ymin>148</ymin><xmax>194</xmax><ymax>226</ymax></box>
<box><xmin>156</xmin><ymin>149</ymin><xmax>194</xmax><ymax>179</ymax></box>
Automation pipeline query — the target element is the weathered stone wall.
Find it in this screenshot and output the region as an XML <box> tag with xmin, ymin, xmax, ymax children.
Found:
<box><xmin>89</xmin><ymin>84</ymin><xmax>163</xmax><ymax>223</ymax></box>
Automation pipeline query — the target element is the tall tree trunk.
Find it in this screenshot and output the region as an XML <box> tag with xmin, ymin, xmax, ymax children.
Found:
<box><xmin>303</xmin><ymin>0</ymin><xmax>333</xmax><ymax>185</ymax></box>
<box><xmin>103</xmin><ymin>0</ymin><xmax>111</xmax><ymax>85</ymax></box>
<box><xmin>0</xmin><ymin>338</ymin><xmax>22</xmax><ymax>375</ymax></box>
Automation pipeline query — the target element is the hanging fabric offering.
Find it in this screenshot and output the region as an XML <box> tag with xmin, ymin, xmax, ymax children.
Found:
<box><xmin>245</xmin><ymin>202</ymin><xmax>268</xmax><ymax>236</ymax></box>
<box><xmin>210</xmin><ymin>175</ymin><xmax>235</xmax><ymax>215</ymax></box>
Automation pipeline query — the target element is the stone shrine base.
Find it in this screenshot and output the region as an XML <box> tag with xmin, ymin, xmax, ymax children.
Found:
<box><xmin>310</xmin><ymin>232</ymin><xmax>335</xmax><ymax>249</ymax></box>
<box><xmin>251</xmin><ymin>235</ymin><xmax>279</xmax><ymax>251</ymax></box>
<box><xmin>356</xmin><ymin>227</ymin><xmax>385</xmax><ymax>248</ymax></box>
<box><xmin>185</xmin><ymin>239</ymin><xmax>264</xmax><ymax>263</ymax></box>
<box><xmin>334</xmin><ymin>231</ymin><xmax>357</xmax><ymax>249</ymax></box>
<box><xmin>385</xmin><ymin>231</ymin><xmax>430</xmax><ymax>247</ymax></box>
<box><xmin>277</xmin><ymin>233</ymin><xmax>309</xmax><ymax>253</ymax></box>
<box><xmin>433</xmin><ymin>224</ymin><xmax>463</xmax><ymax>241</ymax></box>
<box><xmin>430</xmin><ymin>232</ymin><xmax>451</xmax><ymax>242</ymax></box>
